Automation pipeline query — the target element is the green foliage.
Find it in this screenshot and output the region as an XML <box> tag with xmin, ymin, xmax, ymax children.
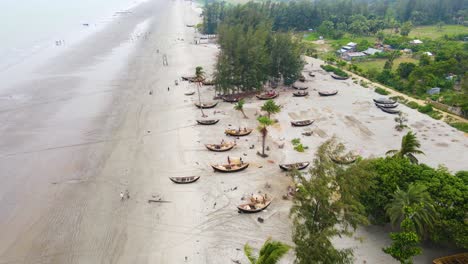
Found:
<box><xmin>397</xmin><ymin>62</ymin><xmax>417</xmax><ymax>79</ymax></box>
<box><xmin>375</xmin><ymin>87</ymin><xmax>390</xmax><ymax>95</ymax></box>
<box><xmin>406</xmin><ymin>101</ymin><xmax>420</xmax><ymax>109</ymax></box>
<box><xmin>257</xmin><ymin>116</ymin><xmax>274</xmax><ymax>157</ymax></box>
<box><xmin>291</xmin><ymin>138</ymin><xmax>300</xmax><ymax>145</ymax></box>
<box><xmin>383</xmin><ymin>218</ymin><xmax>422</xmax><ymax>264</ymax></box>
<box><xmin>400</xmin><ymin>21</ymin><xmax>413</xmax><ymax>37</ymax></box>
<box><xmin>261</xmin><ymin>100</ymin><xmax>281</xmax><ymax>118</ymax></box>
<box><xmin>234</xmin><ymin>98</ymin><xmax>248</xmax><ymax>118</ymax></box>
<box><xmin>291</xmin><ymin>138</ymin><xmax>308</xmax><ymax>152</ymax></box>
<box><xmin>320</xmin><ymin>64</ymin><xmax>349</xmax><ymax>78</ymax></box>
<box><xmin>449</xmin><ymin>122</ymin><xmax>468</xmax><ymax>133</ymax></box>
<box><xmin>417</xmin><ymin>104</ymin><xmax>433</xmax><ymax>113</ymax></box>
<box><xmin>386</xmin><ymin>131</ymin><xmax>424</xmax><ymax>164</ymax></box>
<box><xmin>291</xmin><ymin>138</ymin><xmax>369</xmax><ymax>264</ymax></box>
<box><xmin>394</xmin><ymin>112</ymin><xmax>408</xmax><ymax>131</ymax></box>
<box><xmin>244</xmin><ymin>238</ymin><xmax>290</xmax><ymax>264</ymax></box>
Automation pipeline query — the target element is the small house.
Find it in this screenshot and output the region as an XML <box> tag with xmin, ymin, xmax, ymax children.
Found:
<box><xmin>343</xmin><ymin>52</ymin><xmax>367</xmax><ymax>61</ymax></box>
<box><xmin>363</xmin><ymin>48</ymin><xmax>382</xmax><ymax>55</ymax></box>
<box><xmin>427</xmin><ymin>87</ymin><xmax>441</xmax><ymax>95</ymax></box>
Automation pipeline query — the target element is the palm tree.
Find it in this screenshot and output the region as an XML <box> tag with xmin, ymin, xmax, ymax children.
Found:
<box><xmin>386</xmin><ymin>183</ymin><xmax>437</xmax><ymax>238</ymax></box>
<box><xmin>257</xmin><ymin>116</ymin><xmax>274</xmax><ymax>157</ymax></box>
<box><xmin>386</xmin><ymin>131</ymin><xmax>424</xmax><ymax>164</ymax></box>
<box><xmin>244</xmin><ymin>238</ymin><xmax>290</xmax><ymax>264</ymax></box>
<box><xmin>261</xmin><ymin>99</ymin><xmax>281</xmax><ymax>119</ymax></box>
<box><xmin>234</xmin><ymin>98</ymin><xmax>248</xmax><ymax>118</ymax></box>
<box><xmin>195</xmin><ymin>66</ymin><xmax>206</xmax><ymax>117</ymax></box>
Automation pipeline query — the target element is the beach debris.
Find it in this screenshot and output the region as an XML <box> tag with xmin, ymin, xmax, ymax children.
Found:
<box><xmin>267</xmin><ymin>160</ymin><xmax>275</xmax><ymax>164</ymax></box>
<box><xmin>162</xmin><ymin>54</ymin><xmax>168</xmax><ymax>66</ymax></box>
<box><xmin>249</xmin><ymin>144</ymin><xmax>255</xmax><ymax>149</ymax></box>
<box><xmin>149</xmin><ymin>90</ymin><xmax>153</xmax><ymax>95</ymax></box>
<box><xmin>147</xmin><ymin>130</ymin><xmax>151</xmax><ymax>133</ymax></box>
<box><xmin>213</xmin><ymin>202</ymin><xmax>216</xmax><ymax>208</ymax></box>
<box><xmin>232</xmin><ymin>260</ymin><xmax>241</xmax><ymax>264</ymax></box>
<box><xmin>148</xmin><ymin>199</ymin><xmax>171</xmax><ymax>203</ymax></box>
<box><xmin>257</xmin><ymin>217</ymin><xmax>264</xmax><ymax>223</ymax></box>
<box><xmin>302</xmin><ymin>131</ymin><xmax>313</xmax><ymax>136</ymax></box>
<box><xmin>266</xmin><ymin>146</ymin><xmax>270</xmax><ymax>151</ymax></box>
<box><xmin>278</xmin><ymin>143</ymin><xmax>285</xmax><ymax>149</ymax></box>
<box><xmin>264</xmin><ymin>182</ymin><xmax>271</xmax><ymax>189</ymax></box>
<box><xmin>243</xmin><ymin>153</ymin><xmax>247</xmax><ymax>156</ymax></box>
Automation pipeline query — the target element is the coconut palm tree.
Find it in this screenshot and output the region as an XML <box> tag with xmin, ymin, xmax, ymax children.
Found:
<box><xmin>261</xmin><ymin>99</ymin><xmax>281</xmax><ymax>119</ymax></box>
<box><xmin>195</xmin><ymin>66</ymin><xmax>206</xmax><ymax>117</ymax></box>
<box><xmin>257</xmin><ymin>116</ymin><xmax>273</xmax><ymax>157</ymax></box>
<box><xmin>386</xmin><ymin>131</ymin><xmax>424</xmax><ymax>164</ymax></box>
<box><xmin>234</xmin><ymin>98</ymin><xmax>248</xmax><ymax>118</ymax></box>
<box><xmin>244</xmin><ymin>238</ymin><xmax>290</xmax><ymax>264</ymax></box>
<box><xmin>386</xmin><ymin>183</ymin><xmax>437</xmax><ymax>238</ymax></box>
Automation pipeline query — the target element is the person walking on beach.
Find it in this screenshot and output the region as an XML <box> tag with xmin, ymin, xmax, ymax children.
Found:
<box><xmin>167</xmin><ymin>87</ymin><xmax>170</xmax><ymax>91</ymax></box>
<box><xmin>125</xmin><ymin>189</ymin><xmax>130</xmax><ymax>200</ymax></box>
<box><xmin>120</xmin><ymin>192</ymin><xmax>124</xmax><ymax>201</ymax></box>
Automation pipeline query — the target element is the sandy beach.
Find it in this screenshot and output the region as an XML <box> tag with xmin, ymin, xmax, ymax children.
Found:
<box><xmin>0</xmin><ymin>0</ymin><xmax>466</xmax><ymax>263</ymax></box>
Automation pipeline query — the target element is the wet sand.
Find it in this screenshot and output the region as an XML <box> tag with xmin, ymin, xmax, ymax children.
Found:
<box><xmin>0</xmin><ymin>0</ymin><xmax>466</xmax><ymax>263</ymax></box>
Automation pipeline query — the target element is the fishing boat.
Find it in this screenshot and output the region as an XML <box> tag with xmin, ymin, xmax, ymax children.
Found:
<box><xmin>222</xmin><ymin>96</ymin><xmax>240</xmax><ymax>103</ymax></box>
<box><xmin>373</xmin><ymin>98</ymin><xmax>396</xmax><ymax>104</ymax></box>
<box><xmin>184</xmin><ymin>91</ymin><xmax>195</xmax><ymax>95</ymax></box>
<box><xmin>279</xmin><ymin>162</ymin><xmax>310</xmax><ymax>171</ymax></box>
<box><xmin>375</xmin><ymin>102</ymin><xmax>398</xmax><ymax>108</ymax></box>
<box><xmin>318</xmin><ymin>90</ymin><xmax>338</xmax><ymax>96</ymax></box>
<box><xmin>379</xmin><ymin>106</ymin><xmax>400</xmax><ymax>114</ymax></box>
<box><xmin>308</xmin><ymin>72</ymin><xmax>315</xmax><ymax>77</ymax></box>
<box><xmin>169</xmin><ymin>176</ymin><xmax>200</xmax><ymax>184</ymax></box>
<box><xmin>211</xmin><ymin>162</ymin><xmax>249</xmax><ymax>173</ymax></box>
<box><xmin>196</xmin><ymin>119</ymin><xmax>219</xmax><ymax>125</ymax></box>
<box><xmin>237</xmin><ymin>194</ymin><xmax>272</xmax><ymax>213</ymax></box>
<box><xmin>330</xmin><ymin>155</ymin><xmax>357</xmax><ymax>165</ymax></box>
<box><xmin>433</xmin><ymin>253</ymin><xmax>468</xmax><ymax>264</ymax></box>
<box><xmin>205</xmin><ymin>142</ymin><xmax>236</xmax><ymax>152</ymax></box>
<box><xmin>291</xmin><ymin>120</ymin><xmax>314</xmax><ymax>127</ymax></box>
<box><xmin>292</xmin><ymin>83</ymin><xmax>308</xmax><ymax>90</ymax></box>
<box><xmin>331</xmin><ymin>74</ymin><xmax>349</xmax><ymax>80</ymax></box>
<box><xmin>256</xmin><ymin>91</ymin><xmax>278</xmax><ymax>100</ymax></box>
<box><xmin>194</xmin><ymin>102</ymin><xmax>218</xmax><ymax>109</ymax></box>
<box><xmin>202</xmin><ymin>80</ymin><xmax>215</xmax><ymax>86</ymax></box>
<box><xmin>293</xmin><ymin>91</ymin><xmax>308</xmax><ymax>97</ymax></box>
<box><xmin>225</xmin><ymin>128</ymin><xmax>253</xmax><ymax>136</ymax></box>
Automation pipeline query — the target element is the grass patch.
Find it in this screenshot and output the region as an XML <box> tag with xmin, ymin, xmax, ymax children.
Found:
<box><xmin>383</xmin><ymin>25</ymin><xmax>468</xmax><ymax>39</ymax></box>
<box><xmin>320</xmin><ymin>64</ymin><xmax>349</xmax><ymax>77</ymax></box>
<box><xmin>292</xmin><ymin>138</ymin><xmax>308</xmax><ymax>152</ymax></box>
<box><xmin>406</xmin><ymin>101</ymin><xmax>420</xmax><ymax>109</ymax></box>
<box><xmin>375</xmin><ymin>87</ymin><xmax>390</xmax><ymax>95</ymax></box>
<box><xmin>303</xmin><ymin>32</ymin><xmax>320</xmax><ymax>41</ymax></box>
<box><xmin>449</xmin><ymin>122</ymin><xmax>468</xmax><ymax>133</ymax></box>
<box><xmin>353</xmin><ymin>57</ymin><xmax>419</xmax><ymax>73</ymax></box>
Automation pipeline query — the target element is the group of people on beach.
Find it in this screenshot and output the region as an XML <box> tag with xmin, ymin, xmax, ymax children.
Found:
<box><xmin>120</xmin><ymin>190</ymin><xmax>130</xmax><ymax>201</ymax></box>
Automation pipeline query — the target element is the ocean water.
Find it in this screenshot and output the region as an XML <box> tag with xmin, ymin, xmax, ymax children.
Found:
<box><xmin>0</xmin><ymin>0</ymin><xmax>147</xmax><ymax>71</ymax></box>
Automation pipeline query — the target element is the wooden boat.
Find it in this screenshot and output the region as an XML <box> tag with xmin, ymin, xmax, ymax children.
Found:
<box><xmin>205</xmin><ymin>142</ymin><xmax>235</xmax><ymax>152</ymax></box>
<box><xmin>169</xmin><ymin>176</ymin><xmax>200</xmax><ymax>184</ymax></box>
<box><xmin>293</xmin><ymin>91</ymin><xmax>308</xmax><ymax>97</ymax></box>
<box><xmin>308</xmin><ymin>72</ymin><xmax>315</xmax><ymax>77</ymax></box>
<box><xmin>291</xmin><ymin>120</ymin><xmax>314</xmax><ymax>127</ymax></box>
<box><xmin>330</xmin><ymin>156</ymin><xmax>357</xmax><ymax>165</ymax></box>
<box><xmin>279</xmin><ymin>162</ymin><xmax>310</xmax><ymax>171</ymax></box>
<box><xmin>184</xmin><ymin>91</ymin><xmax>195</xmax><ymax>95</ymax></box>
<box><xmin>256</xmin><ymin>92</ymin><xmax>278</xmax><ymax>100</ymax></box>
<box><xmin>292</xmin><ymin>83</ymin><xmax>308</xmax><ymax>90</ymax></box>
<box><xmin>237</xmin><ymin>196</ymin><xmax>272</xmax><ymax>213</ymax></box>
<box><xmin>379</xmin><ymin>106</ymin><xmax>400</xmax><ymax>114</ymax></box>
<box><xmin>373</xmin><ymin>98</ymin><xmax>396</xmax><ymax>104</ymax></box>
<box><xmin>331</xmin><ymin>74</ymin><xmax>349</xmax><ymax>80</ymax></box>
<box><xmin>222</xmin><ymin>96</ymin><xmax>240</xmax><ymax>103</ymax></box>
<box><xmin>196</xmin><ymin>119</ymin><xmax>219</xmax><ymax>125</ymax></box>
<box><xmin>433</xmin><ymin>253</ymin><xmax>468</xmax><ymax>264</ymax></box>
<box><xmin>225</xmin><ymin>128</ymin><xmax>253</xmax><ymax>136</ymax></box>
<box><xmin>375</xmin><ymin>102</ymin><xmax>398</xmax><ymax>108</ymax></box>
<box><xmin>318</xmin><ymin>90</ymin><xmax>338</xmax><ymax>96</ymax></box>
<box><xmin>202</xmin><ymin>80</ymin><xmax>215</xmax><ymax>86</ymax></box>
<box><xmin>211</xmin><ymin>162</ymin><xmax>249</xmax><ymax>173</ymax></box>
<box><xmin>181</xmin><ymin>76</ymin><xmax>197</xmax><ymax>82</ymax></box>
<box><xmin>194</xmin><ymin>102</ymin><xmax>218</xmax><ymax>109</ymax></box>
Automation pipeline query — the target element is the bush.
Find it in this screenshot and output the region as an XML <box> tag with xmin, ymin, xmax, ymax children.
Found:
<box><xmin>428</xmin><ymin>111</ymin><xmax>443</xmax><ymax>120</ymax></box>
<box><xmin>406</xmin><ymin>101</ymin><xmax>420</xmax><ymax>109</ymax></box>
<box><xmin>418</xmin><ymin>104</ymin><xmax>433</xmax><ymax>113</ymax></box>
<box><xmin>320</xmin><ymin>64</ymin><xmax>349</xmax><ymax>77</ymax></box>
<box><xmin>449</xmin><ymin>122</ymin><xmax>468</xmax><ymax>133</ymax></box>
<box><xmin>375</xmin><ymin>87</ymin><xmax>390</xmax><ymax>95</ymax></box>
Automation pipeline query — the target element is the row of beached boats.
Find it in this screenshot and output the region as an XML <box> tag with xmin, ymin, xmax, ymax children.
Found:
<box><xmin>373</xmin><ymin>98</ymin><xmax>400</xmax><ymax>114</ymax></box>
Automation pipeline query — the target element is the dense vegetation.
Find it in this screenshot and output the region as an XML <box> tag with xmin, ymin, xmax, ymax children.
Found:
<box><xmin>211</xmin><ymin>3</ymin><xmax>304</xmax><ymax>94</ymax></box>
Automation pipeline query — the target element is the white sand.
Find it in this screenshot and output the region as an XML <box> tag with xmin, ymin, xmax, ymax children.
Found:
<box><xmin>0</xmin><ymin>0</ymin><xmax>466</xmax><ymax>263</ymax></box>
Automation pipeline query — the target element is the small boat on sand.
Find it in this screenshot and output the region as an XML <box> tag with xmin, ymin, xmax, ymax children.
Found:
<box><xmin>169</xmin><ymin>176</ymin><xmax>200</xmax><ymax>184</ymax></box>
<box><xmin>205</xmin><ymin>142</ymin><xmax>236</xmax><ymax>152</ymax></box>
<box><xmin>194</xmin><ymin>102</ymin><xmax>218</xmax><ymax>109</ymax></box>
<box><xmin>225</xmin><ymin>128</ymin><xmax>253</xmax><ymax>136</ymax></box>
<box><xmin>211</xmin><ymin>158</ymin><xmax>249</xmax><ymax>172</ymax></box>
<box><xmin>330</xmin><ymin>155</ymin><xmax>357</xmax><ymax>165</ymax></box>
<box><xmin>256</xmin><ymin>91</ymin><xmax>278</xmax><ymax>100</ymax></box>
<box><xmin>222</xmin><ymin>96</ymin><xmax>240</xmax><ymax>103</ymax></box>
<box><xmin>291</xmin><ymin>120</ymin><xmax>314</xmax><ymax>127</ymax></box>
<box><xmin>293</xmin><ymin>91</ymin><xmax>308</xmax><ymax>97</ymax></box>
<box><xmin>181</xmin><ymin>76</ymin><xmax>197</xmax><ymax>82</ymax></box>
<box><xmin>279</xmin><ymin>162</ymin><xmax>310</xmax><ymax>171</ymax></box>
<box><xmin>196</xmin><ymin>119</ymin><xmax>219</xmax><ymax>125</ymax></box>
<box><xmin>318</xmin><ymin>90</ymin><xmax>338</xmax><ymax>96</ymax></box>
<box><xmin>331</xmin><ymin>74</ymin><xmax>349</xmax><ymax>80</ymax></box>
<box><xmin>373</xmin><ymin>98</ymin><xmax>396</xmax><ymax>104</ymax></box>
<box><xmin>308</xmin><ymin>72</ymin><xmax>315</xmax><ymax>77</ymax></box>
<box><xmin>379</xmin><ymin>106</ymin><xmax>400</xmax><ymax>114</ymax></box>
<box><xmin>184</xmin><ymin>91</ymin><xmax>195</xmax><ymax>95</ymax></box>
<box><xmin>375</xmin><ymin>102</ymin><xmax>398</xmax><ymax>108</ymax></box>
<box><xmin>292</xmin><ymin>83</ymin><xmax>308</xmax><ymax>90</ymax></box>
<box><xmin>202</xmin><ymin>80</ymin><xmax>215</xmax><ymax>86</ymax></box>
<box><xmin>433</xmin><ymin>253</ymin><xmax>468</xmax><ymax>264</ymax></box>
<box><xmin>237</xmin><ymin>193</ymin><xmax>272</xmax><ymax>213</ymax></box>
